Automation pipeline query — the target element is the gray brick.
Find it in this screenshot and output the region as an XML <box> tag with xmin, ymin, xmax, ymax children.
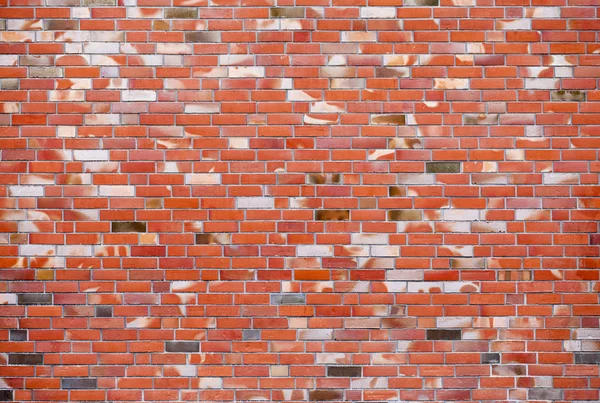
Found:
<box><xmin>0</xmin><ymin>390</ymin><xmax>12</xmax><ymax>401</ymax></box>
<box><xmin>30</xmin><ymin>67</ymin><xmax>63</xmax><ymax>78</ymax></box>
<box><xmin>9</xmin><ymin>354</ymin><xmax>44</xmax><ymax>365</ymax></box>
<box><xmin>271</xmin><ymin>294</ymin><xmax>305</xmax><ymax>305</ymax></box>
<box><xmin>111</xmin><ymin>222</ymin><xmax>146</xmax><ymax>233</ymax></box>
<box><xmin>574</xmin><ymin>353</ymin><xmax>600</xmax><ymax>364</ymax></box>
<box><xmin>166</xmin><ymin>341</ymin><xmax>200</xmax><ymax>352</ymax></box>
<box><xmin>0</xmin><ymin>20</ymin><xmax>5</xmax><ymax>31</ymax></box>
<box><xmin>62</xmin><ymin>378</ymin><xmax>97</xmax><ymax>389</ymax></box>
<box><xmin>95</xmin><ymin>306</ymin><xmax>112</xmax><ymax>317</ymax></box>
<box><xmin>1</xmin><ymin>79</ymin><xmax>18</xmax><ymax>90</ymax></box>
<box><xmin>426</xmin><ymin>329</ymin><xmax>461</xmax><ymax>340</ymax></box>
<box><xmin>481</xmin><ymin>353</ymin><xmax>500</xmax><ymax>364</ymax></box>
<box><xmin>243</xmin><ymin>329</ymin><xmax>260</xmax><ymax>340</ymax></box>
<box><xmin>18</xmin><ymin>294</ymin><xmax>52</xmax><ymax>305</ymax></box>
<box><xmin>185</xmin><ymin>32</ymin><xmax>221</xmax><ymax>43</ymax></box>
<box><xmin>9</xmin><ymin>330</ymin><xmax>27</xmax><ymax>341</ymax></box>
<box><xmin>529</xmin><ymin>389</ymin><xmax>562</xmax><ymax>400</ymax></box>
<box><xmin>426</xmin><ymin>162</ymin><xmax>460</xmax><ymax>173</ymax></box>
<box><xmin>327</xmin><ymin>366</ymin><xmax>362</xmax><ymax>377</ymax></box>
<box><xmin>83</xmin><ymin>0</ymin><xmax>116</xmax><ymax>5</ymax></box>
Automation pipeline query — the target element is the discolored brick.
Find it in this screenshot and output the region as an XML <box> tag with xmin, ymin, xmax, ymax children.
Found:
<box><xmin>389</xmin><ymin>186</ymin><xmax>406</xmax><ymax>197</ymax></box>
<box><xmin>271</xmin><ymin>294</ymin><xmax>305</xmax><ymax>305</ymax></box>
<box><xmin>574</xmin><ymin>353</ymin><xmax>600</xmax><ymax>364</ymax></box>
<box><xmin>44</xmin><ymin>20</ymin><xmax>78</xmax><ymax>30</ymax></box>
<box><xmin>18</xmin><ymin>294</ymin><xmax>52</xmax><ymax>305</ymax></box>
<box><xmin>243</xmin><ymin>329</ymin><xmax>260</xmax><ymax>340</ymax></box>
<box><xmin>9</xmin><ymin>354</ymin><xmax>44</xmax><ymax>365</ymax></box>
<box><xmin>403</xmin><ymin>0</ymin><xmax>439</xmax><ymax>5</ymax></box>
<box><xmin>426</xmin><ymin>329</ymin><xmax>461</xmax><ymax>340</ymax></box>
<box><xmin>529</xmin><ymin>389</ymin><xmax>562</xmax><ymax>400</ymax></box>
<box><xmin>111</xmin><ymin>222</ymin><xmax>147</xmax><ymax>233</ymax></box>
<box><xmin>9</xmin><ymin>330</ymin><xmax>27</xmax><ymax>341</ymax></box>
<box><xmin>62</xmin><ymin>378</ymin><xmax>97</xmax><ymax>389</ymax></box>
<box><xmin>185</xmin><ymin>32</ymin><xmax>221</xmax><ymax>43</ymax></box>
<box><xmin>270</xmin><ymin>7</ymin><xmax>305</xmax><ymax>18</ymax></box>
<box><xmin>426</xmin><ymin>162</ymin><xmax>460</xmax><ymax>173</ymax></box>
<box><xmin>370</xmin><ymin>114</ymin><xmax>406</xmax><ymax>125</ymax></box>
<box><xmin>1</xmin><ymin>79</ymin><xmax>17</xmax><ymax>90</ymax></box>
<box><xmin>308</xmin><ymin>173</ymin><xmax>341</xmax><ymax>185</ymax></box>
<box><xmin>387</xmin><ymin>210</ymin><xmax>422</xmax><ymax>221</ymax></box>
<box><xmin>95</xmin><ymin>306</ymin><xmax>112</xmax><ymax>317</ymax></box>
<box><xmin>309</xmin><ymin>390</ymin><xmax>343</xmax><ymax>401</ymax></box>
<box><xmin>327</xmin><ymin>366</ymin><xmax>362</xmax><ymax>377</ymax></box>
<box><xmin>30</xmin><ymin>67</ymin><xmax>63</xmax><ymax>78</ymax></box>
<box><xmin>83</xmin><ymin>0</ymin><xmax>116</xmax><ymax>4</ymax></box>
<box><xmin>0</xmin><ymin>390</ymin><xmax>11</xmax><ymax>401</ymax></box>
<box><xmin>551</xmin><ymin>90</ymin><xmax>585</xmax><ymax>102</ymax></box>
<box><xmin>481</xmin><ymin>353</ymin><xmax>500</xmax><ymax>364</ymax></box>
<box><xmin>166</xmin><ymin>342</ymin><xmax>200</xmax><ymax>352</ymax></box>
<box><xmin>315</xmin><ymin>210</ymin><xmax>350</xmax><ymax>221</ymax></box>
<box><xmin>164</xmin><ymin>8</ymin><xmax>198</xmax><ymax>18</ymax></box>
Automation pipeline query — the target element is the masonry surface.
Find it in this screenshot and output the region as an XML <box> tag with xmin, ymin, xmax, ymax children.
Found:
<box><xmin>0</xmin><ymin>0</ymin><xmax>599</xmax><ymax>402</ymax></box>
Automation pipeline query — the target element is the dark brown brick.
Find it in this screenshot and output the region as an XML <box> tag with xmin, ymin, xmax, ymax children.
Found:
<box><xmin>111</xmin><ymin>222</ymin><xmax>147</xmax><ymax>233</ymax></box>
<box><xmin>164</xmin><ymin>8</ymin><xmax>198</xmax><ymax>18</ymax></box>
<box><xmin>95</xmin><ymin>306</ymin><xmax>112</xmax><ymax>317</ymax></box>
<box><xmin>9</xmin><ymin>354</ymin><xmax>44</xmax><ymax>365</ymax></box>
<box><xmin>18</xmin><ymin>294</ymin><xmax>52</xmax><ymax>305</ymax></box>
<box><xmin>403</xmin><ymin>0</ymin><xmax>439</xmax><ymax>5</ymax></box>
<box><xmin>185</xmin><ymin>32</ymin><xmax>221</xmax><ymax>43</ymax></box>
<box><xmin>270</xmin><ymin>7</ymin><xmax>305</xmax><ymax>18</ymax></box>
<box><xmin>590</xmin><ymin>234</ymin><xmax>600</xmax><ymax>245</ymax></box>
<box><xmin>0</xmin><ymin>390</ymin><xmax>12</xmax><ymax>401</ymax></box>
<box><xmin>427</xmin><ymin>329</ymin><xmax>461</xmax><ymax>340</ymax></box>
<box><xmin>315</xmin><ymin>210</ymin><xmax>350</xmax><ymax>221</ymax></box>
<box><xmin>327</xmin><ymin>366</ymin><xmax>362</xmax><ymax>377</ymax></box>
<box><xmin>376</xmin><ymin>67</ymin><xmax>409</xmax><ymax>77</ymax></box>
<box><xmin>389</xmin><ymin>186</ymin><xmax>406</xmax><ymax>197</ymax></box>
<box><xmin>44</xmin><ymin>20</ymin><xmax>78</xmax><ymax>30</ymax></box>
<box><xmin>309</xmin><ymin>390</ymin><xmax>343</xmax><ymax>401</ymax></box>
<box><xmin>426</xmin><ymin>162</ymin><xmax>461</xmax><ymax>173</ymax></box>
<box><xmin>387</xmin><ymin>210</ymin><xmax>422</xmax><ymax>221</ymax></box>
<box><xmin>166</xmin><ymin>341</ymin><xmax>200</xmax><ymax>352</ymax></box>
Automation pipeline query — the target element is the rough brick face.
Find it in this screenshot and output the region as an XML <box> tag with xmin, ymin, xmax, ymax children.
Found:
<box><xmin>1</xmin><ymin>0</ymin><xmax>599</xmax><ymax>402</ymax></box>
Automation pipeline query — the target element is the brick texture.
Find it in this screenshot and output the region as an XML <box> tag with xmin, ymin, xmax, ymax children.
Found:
<box><xmin>1</xmin><ymin>0</ymin><xmax>600</xmax><ymax>402</ymax></box>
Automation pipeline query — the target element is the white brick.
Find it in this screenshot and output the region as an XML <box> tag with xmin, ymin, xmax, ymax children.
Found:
<box><xmin>83</xmin><ymin>42</ymin><xmax>119</xmax><ymax>54</ymax></box>
<box><xmin>297</xmin><ymin>245</ymin><xmax>333</xmax><ymax>257</ymax></box>
<box><xmin>9</xmin><ymin>186</ymin><xmax>44</xmax><ymax>197</ymax></box>
<box><xmin>99</xmin><ymin>186</ymin><xmax>135</xmax><ymax>197</ymax></box>
<box><xmin>122</xmin><ymin>90</ymin><xmax>156</xmax><ymax>102</ymax></box>
<box><xmin>351</xmin><ymin>233</ymin><xmax>388</xmax><ymax>245</ymax></box>
<box><xmin>371</xmin><ymin>246</ymin><xmax>400</xmax><ymax>256</ymax></box>
<box><xmin>74</xmin><ymin>150</ymin><xmax>109</xmax><ymax>161</ymax></box>
<box><xmin>21</xmin><ymin>245</ymin><xmax>55</xmax><ymax>256</ymax></box>
<box><xmin>197</xmin><ymin>378</ymin><xmax>222</xmax><ymax>389</ymax></box>
<box><xmin>360</xmin><ymin>7</ymin><xmax>396</xmax><ymax>19</ymax></box>
<box><xmin>443</xmin><ymin>209</ymin><xmax>480</xmax><ymax>221</ymax></box>
<box><xmin>0</xmin><ymin>294</ymin><xmax>17</xmax><ymax>304</ymax></box>
<box><xmin>57</xmin><ymin>245</ymin><xmax>93</xmax><ymax>256</ymax></box>
<box><xmin>185</xmin><ymin>174</ymin><xmax>221</xmax><ymax>185</ymax></box>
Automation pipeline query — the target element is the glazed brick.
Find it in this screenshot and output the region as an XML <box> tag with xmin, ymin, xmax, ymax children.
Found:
<box><xmin>1</xmin><ymin>0</ymin><xmax>599</xmax><ymax>401</ymax></box>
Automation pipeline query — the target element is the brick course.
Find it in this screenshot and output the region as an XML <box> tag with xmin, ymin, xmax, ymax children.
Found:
<box><xmin>1</xmin><ymin>0</ymin><xmax>600</xmax><ymax>402</ymax></box>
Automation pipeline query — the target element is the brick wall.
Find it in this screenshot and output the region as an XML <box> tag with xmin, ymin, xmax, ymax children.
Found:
<box><xmin>1</xmin><ymin>0</ymin><xmax>600</xmax><ymax>401</ymax></box>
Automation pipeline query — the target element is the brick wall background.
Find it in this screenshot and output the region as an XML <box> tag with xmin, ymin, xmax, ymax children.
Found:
<box><xmin>1</xmin><ymin>0</ymin><xmax>600</xmax><ymax>401</ymax></box>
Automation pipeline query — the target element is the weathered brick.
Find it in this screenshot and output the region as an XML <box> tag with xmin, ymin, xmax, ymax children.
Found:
<box><xmin>61</xmin><ymin>378</ymin><xmax>97</xmax><ymax>389</ymax></box>
<box><xmin>17</xmin><ymin>294</ymin><xmax>52</xmax><ymax>305</ymax></box>
<box><xmin>309</xmin><ymin>390</ymin><xmax>343</xmax><ymax>401</ymax></box>
<box><xmin>271</xmin><ymin>294</ymin><xmax>305</xmax><ymax>305</ymax></box>
<box><xmin>551</xmin><ymin>90</ymin><xmax>585</xmax><ymax>102</ymax></box>
<box><xmin>270</xmin><ymin>7</ymin><xmax>305</xmax><ymax>18</ymax></box>
<box><xmin>44</xmin><ymin>20</ymin><xmax>78</xmax><ymax>30</ymax></box>
<box><xmin>370</xmin><ymin>114</ymin><xmax>406</xmax><ymax>125</ymax></box>
<box><xmin>481</xmin><ymin>353</ymin><xmax>500</xmax><ymax>364</ymax></box>
<box><xmin>327</xmin><ymin>366</ymin><xmax>362</xmax><ymax>377</ymax></box>
<box><xmin>574</xmin><ymin>353</ymin><xmax>600</xmax><ymax>364</ymax></box>
<box><xmin>185</xmin><ymin>32</ymin><xmax>221</xmax><ymax>43</ymax></box>
<box><xmin>315</xmin><ymin>210</ymin><xmax>350</xmax><ymax>221</ymax></box>
<box><xmin>426</xmin><ymin>329</ymin><xmax>461</xmax><ymax>340</ymax></box>
<box><xmin>9</xmin><ymin>354</ymin><xmax>44</xmax><ymax>365</ymax></box>
<box><xmin>529</xmin><ymin>389</ymin><xmax>562</xmax><ymax>400</ymax></box>
<box><xmin>426</xmin><ymin>162</ymin><xmax>461</xmax><ymax>173</ymax></box>
<box><xmin>111</xmin><ymin>222</ymin><xmax>147</xmax><ymax>233</ymax></box>
<box><xmin>243</xmin><ymin>329</ymin><xmax>260</xmax><ymax>340</ymax></box>
<box><xmin>164</xmin><ymin>8</ymin><xmax>198</xmax><ymax>18</ymax></box>
<box><xmin>388</xmin><ymin>210</ymin><xmax>422</xmax><ymax>221</ymax></box>
<box><xmin>9</xmin><ymin>330</ymin><xmax>27</xmax><ymax>341</ymax></box>
<box><xmin>165</xmin><ymin>342</ymin><xmax>200</xmax><ymax>352</ymax></box>
<box><xmin>95</xmin><ymin>306</ymin><xmax>112</xmax><ymax>317</ymax></box>
<box><xmin>30</xmin><ymin>67</ymin><xmax>63</xmax><ymax>78</ymax></box>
